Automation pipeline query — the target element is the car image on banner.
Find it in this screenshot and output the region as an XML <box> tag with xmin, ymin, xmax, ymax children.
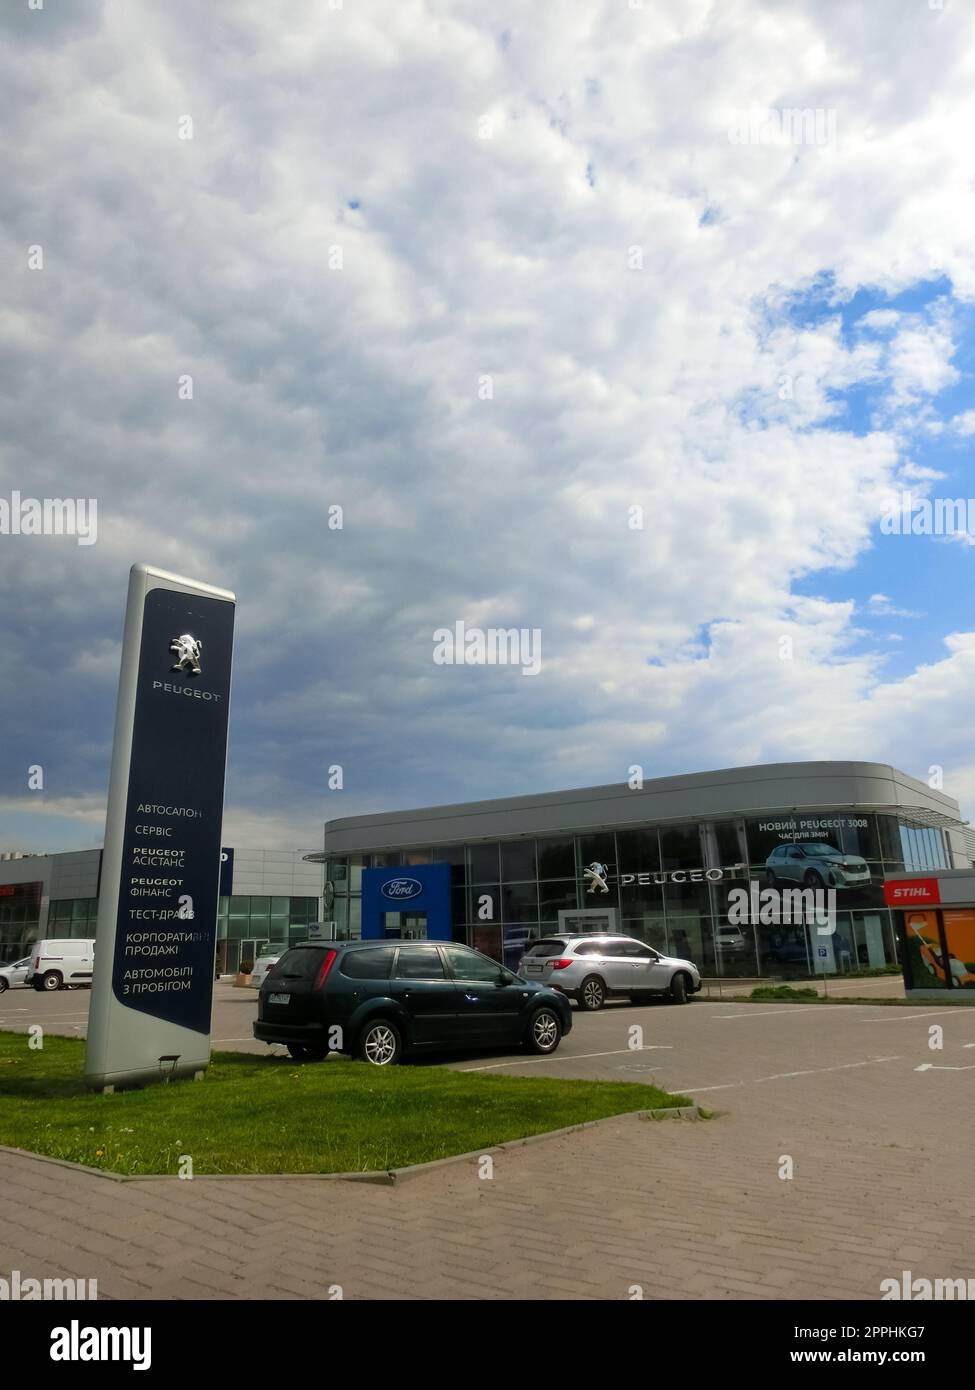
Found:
<box><xmin>765</xmin><ymin>841</ymin><xmax>871</xmax><ymax>890</ymax></box>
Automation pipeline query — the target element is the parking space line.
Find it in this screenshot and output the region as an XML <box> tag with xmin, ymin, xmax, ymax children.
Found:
<box><xmin>16</xmin><ymin>1017</ymin><xmax>90</xmax><ymax>1028</ymax></box>
<box><xmin>678</xmin><ymin>1054</ymin><xmax>902</xmax><ymax>1092</ymax></box>
<box><xmin>456</xmin><ymin>1046</ymin><xmax>671</xmax><ymax>1073</ymax></box>
<box><xmin>711</xmin><ymin>1007</ymin><xmax>847</xmax><ymax>1019</ymax></box>
<box><xmin>853</xmin><ymin>1010</ymin><xmax>975</xmax><ymax>1023</ymax></box>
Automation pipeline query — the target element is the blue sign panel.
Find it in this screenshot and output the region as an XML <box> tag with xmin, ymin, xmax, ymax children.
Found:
<box><xmin>219</xmin><ymin>847</ymin><xmax>234</xmax><ymax>898</ymax></box>
<box><xmin>110</xmin><ymin>585</ymin><xmax>235</xmax><ymax>1033</ymax></box>
<box><xmin>361</xmin><ymin>862</ymin><xmax>451</xmax><ymax>941</ymax></box>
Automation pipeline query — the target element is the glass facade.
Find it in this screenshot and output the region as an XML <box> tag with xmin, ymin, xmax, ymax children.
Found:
<box><xmin>3</xmin><ymin>892</ymin><xmax>320</xmax><ymax>974</ymax></box>
<box><xmin>47</xmin><ymin>898</ymin><xmax>99</xmax><ymax>937</ymax></box>
<box><xmin>324</xmin><ymin>810</ymin><xmax>952</xmax><ymax>979</ymax></box>
<box><xmin>0</xmin><ymin>882</ymin><xmax>44</xmax><ymax>961</ymax></box>
<box><xmin>216</xmin><ymin>896</ymin><xmax>320</xmax><ymax>973</ymax></box>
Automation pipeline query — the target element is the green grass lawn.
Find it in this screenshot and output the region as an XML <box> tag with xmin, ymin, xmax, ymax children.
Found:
<box><xmin>0</xmin><ymin>1031</ymin><xmax>689</xmax><ymax>1176</ymax></box>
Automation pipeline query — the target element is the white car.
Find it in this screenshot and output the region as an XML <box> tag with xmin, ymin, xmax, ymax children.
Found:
<box><xmin>0</xmin><ymin>957</ymin><xmax>31</xmax><ymax>993</ymax></box>
<box><xmin>518</xmin><ymin>934</ymin><xmax>702</xmax><ymax>1009</ymax></box>
<box><xmin>716</xmin><ymin>925</ymin><xmax>747</xmax><ymax>953</ymax></box>
<box><xmin>250</xmin><ymin>952</ymin><xmax>282</xmax><ymax>988</ymax></box>
<box><xmin>26</xmin><ymin>939</ymin><xmax>96</xmax><ymax>991</ymax></box>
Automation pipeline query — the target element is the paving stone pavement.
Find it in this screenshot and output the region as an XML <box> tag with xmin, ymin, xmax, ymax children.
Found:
<box><xmin>3</xmin><ymin>998</ymin><xmax>974</xmax><ymax>1301</ymax></box>
<box><xmin>1</xmin><ymin>1099</ymin><xmax>972</xmax><ymax>1302</ymax></box>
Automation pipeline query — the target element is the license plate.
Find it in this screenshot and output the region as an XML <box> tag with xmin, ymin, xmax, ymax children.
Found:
<box><xmin>268</xmin><ymin>993</ymin><xmax>290</xmax><ymax>1004</ymax></box>
<box><xmin>526</xmin><ymin>964</ymin><xmax>542</xmax><ymax>973</ymax></box>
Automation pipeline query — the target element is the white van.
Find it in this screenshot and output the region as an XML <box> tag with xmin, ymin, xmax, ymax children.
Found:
<box><xmin>26</xmin><ymin>939</ymin><xmax>96</xmax><ymax>992</ymax></box>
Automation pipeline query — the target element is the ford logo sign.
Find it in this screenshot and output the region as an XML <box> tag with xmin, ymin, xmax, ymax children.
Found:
<box><xmin>381</xmin><ymin>877</ymin><xmax>423</xmax><ymax>902</ymax></box>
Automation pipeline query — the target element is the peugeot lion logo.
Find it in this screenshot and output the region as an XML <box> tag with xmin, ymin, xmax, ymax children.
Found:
<box><xmin>170</xmin><ymin>633</ymin><xmax>203</xmax><ymax>676</ymax></box>
<box><xmin>381</xmin><ymin>877</ymin><xmax>423</xmax><ymax>902</ymax></box>
<box><xmin>584</xmin><ymin>861</ymin><xmax>610</xmax><ymax>894</ymax></box>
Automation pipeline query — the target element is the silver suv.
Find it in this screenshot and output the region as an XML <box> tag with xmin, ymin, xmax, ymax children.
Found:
<box><xmin>516</xmin><ymin>934</ymin><xmax>701</xmax><ymax>1010</ymax></box>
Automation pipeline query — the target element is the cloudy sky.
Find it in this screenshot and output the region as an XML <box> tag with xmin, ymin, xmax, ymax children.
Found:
<box><xmin>2</xmin><ymin>0</ymin><xmax>975</xmax><ymax>853</ymax></box>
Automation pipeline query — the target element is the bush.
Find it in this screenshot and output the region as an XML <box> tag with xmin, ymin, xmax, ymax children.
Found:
<box><xmin>840</xmin><ymin>965</ymin><xmax>901</xmax><ymax>978</ymax></box>
<box><xmin>239</xmin><ymin>959</ymin><xmax>254</xmax><ymax>974</ymax></box>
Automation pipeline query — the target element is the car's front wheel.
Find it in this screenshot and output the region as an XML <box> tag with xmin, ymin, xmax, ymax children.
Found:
<box><xmin>804</xmin><ymin>869</ymin><xmax>824</xmax><ymax>888</ymax></box>
<box><xmin>578</xmin><ymin>975</ymin><xmax>606</xmax><ymax>1011</ymax></box>
<box><xmin>524</xmin><ymin>1008</ymin><xmax>562</xmax><ymax>1054</ymax></box>
<box><xmin>356</xmin><ymin>1018</ymin><xmax>402</xmax><ymax>1066</ymax></box>
<box><xmin>669</xmin><ymin>971</ymin><xmax>690</xmax><ymax>1005</ymax></box>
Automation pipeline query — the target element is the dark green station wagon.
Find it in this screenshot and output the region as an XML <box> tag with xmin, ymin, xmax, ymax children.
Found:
<box><xmin>254</xmin><ymin>940</ymin><xmax>573</xmax><ymax>1066</ymax></box>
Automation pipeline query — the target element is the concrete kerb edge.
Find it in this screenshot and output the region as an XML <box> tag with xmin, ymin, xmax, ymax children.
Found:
<box><xmin>0</xmin><ymin>1105</ymin><xmax>704</xmax><ymax>1187</ymax></box>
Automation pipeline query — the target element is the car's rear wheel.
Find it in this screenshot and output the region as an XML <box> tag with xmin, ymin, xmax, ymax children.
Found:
<box><xmin>578</xmin><ymin>975</ymin><xmax>606</xmax><ymax>1011</ymax></box>
<box><xmin>669</xmin><ymin>972</ymin><xmax>690</xmax><ymax>1005</ymax></box>
<box><xmin>524</xmin><ymin>1008</ymin><xmax>562</xmax><ymax>1054</ymax></box>
<box><xmin>0</xmin><ymin>978</ymin><xmax>7</xmax><ymax>993</ymax></box>
<box><xmin>765</xmin><ymin>869</ymin><xmax>776</xmax><ymax>887</ymax></box>
<box><xmin>40</xmin><ymin>971</ymin><xmax>62</xmax><ymax>992</ymax></box>
<box><xmin>356</xmin><ymin>1019</ymin><xmax>402</xmax><ymax>1066</ymax></box>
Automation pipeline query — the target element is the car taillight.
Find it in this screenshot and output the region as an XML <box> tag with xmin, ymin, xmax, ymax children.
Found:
<box><xmin>548</xmin><ymin>958</ymin><xmax>573</xmax><ymax>970</ymax></box>
<box><xmin>33</xmin><ymin>957</ymin><xmax>39</xmax><ymax>970</ymax></box>
<box><xmin>313</xmin><ymin>950</ymin><xmax>337</xmax><ymax>991</ymax></box>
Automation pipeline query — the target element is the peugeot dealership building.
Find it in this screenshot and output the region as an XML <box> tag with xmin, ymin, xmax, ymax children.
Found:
<box><xmin>310</xmin><ymin>761</ymin><xmax>969</xmax><ymax>978</ymax></box>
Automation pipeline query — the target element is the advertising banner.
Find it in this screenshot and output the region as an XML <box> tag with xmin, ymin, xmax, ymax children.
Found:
<box><xmin>85</xmin><ymin>564</ymin><xmax>235</xmax><ymax>1090</ymax></box>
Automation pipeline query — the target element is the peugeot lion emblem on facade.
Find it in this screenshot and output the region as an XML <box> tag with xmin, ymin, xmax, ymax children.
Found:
<box><xmin>170</xmin><ymin>633</ymin><xmax>203</xmax><ymax>676</ymax></box>
<box><xmin>584</xmin><ymin>861</ymin><xmax>610</xmax><ymax>894</ymax></box>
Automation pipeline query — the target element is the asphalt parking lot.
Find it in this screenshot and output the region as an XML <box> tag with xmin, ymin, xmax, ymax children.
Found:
<box><xmin>2</xmin><ymin>978</ymin><xmax>973</xmax><ymax>1146</ymax></box>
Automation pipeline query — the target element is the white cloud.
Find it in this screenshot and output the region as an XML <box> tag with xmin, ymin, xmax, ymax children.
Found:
<box><xmin>859</xmin><ymin>310</ymin><xmax>901</xmax><ymax>331</ymax></box>
<box><xmin>3</xmin><ymin>0</ymin><xmax>975</xmax><ymax>842</ymax></box>
<box><xmin>948</xmin><ymin>410</ymin><xmax>975</xmax><ymax>436</ymax></box>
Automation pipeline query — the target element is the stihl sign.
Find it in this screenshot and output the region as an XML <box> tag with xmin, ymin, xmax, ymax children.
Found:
<box><xmin>883</xmin><ymin>878</ymin><xmax>940</xmax><ymax>907</ymax></box>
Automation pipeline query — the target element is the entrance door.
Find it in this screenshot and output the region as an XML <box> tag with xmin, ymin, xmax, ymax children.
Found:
<box><xmin>558</xmin><ymin>907</ymin><xmax>618</xmax><ymax>935</ymax></box>
<box><xmin>382</xmin><ymin>912</ymin><xmax>428</xmax><ymax>940</ymax></box>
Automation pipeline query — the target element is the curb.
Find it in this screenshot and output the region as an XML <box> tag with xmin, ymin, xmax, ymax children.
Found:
<box><xmin>0</xmin><ymin>1105</ymin><xmax>704</xmax><ymax>1186</ymax></box>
